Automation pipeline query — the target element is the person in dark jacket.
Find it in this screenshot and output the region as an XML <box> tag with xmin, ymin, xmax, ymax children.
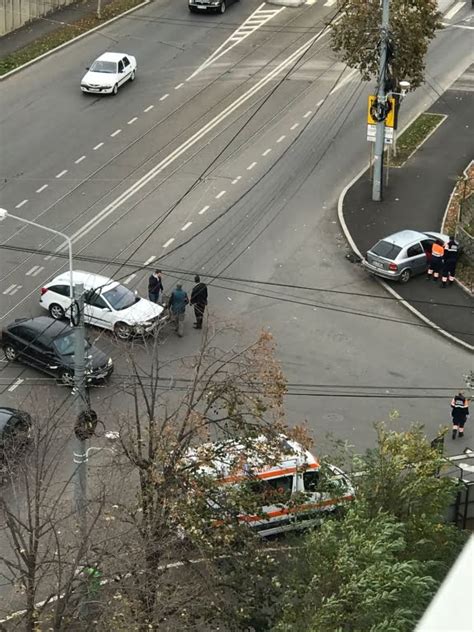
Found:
<box><xmin>190</xmin><ymin>275</ymin><xmax>208</xmax><ymax>329</ymax></box>
<box><xmin>441</xmin><ymin>236</ymin><xmax>459</xmax><ymax>288</ymax></box>
<box><xmin>168</xmin><ymin>282</ymin><xmax>189</xmax><ymax>337</ymax></box>
<box><xmin>451</xmin><ymin>391</ymin><xmax>469</xmax><ymax>439</ymax></box>
<box><xmin>148</xmin><ymin>270</ymin><xmax>163</xmax><ymax>303</ymax></box>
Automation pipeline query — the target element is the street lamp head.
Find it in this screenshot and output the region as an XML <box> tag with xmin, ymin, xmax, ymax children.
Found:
<box><xmin>0</xmin><ymin>208</ymin><xmax>9</xmax><ymax>221</ymax></box>
<box><xmin>399</xmin><ymin>80</ymin><xmax>410</xmax><ymax>95</ymax></box>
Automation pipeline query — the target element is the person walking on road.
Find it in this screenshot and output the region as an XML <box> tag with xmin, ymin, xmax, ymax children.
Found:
<box><xmin>441</xmin><ymin>236</ymin><xmax>459</xmax><ymax>288</ymax></box>
<box><xmin>148</xmin><ymin>270</ymin><xmax>164</xmax><ymax>303</ymax></box>
<box><xmin>426</xmin><ymin>240</ymin><xmax>445</xmax><ymax>282</ymax></box>
<box><xmin>451</xmin><ymin>391</ymin><xmax>469</xmax><ymax>439</ymax></box>
<box><xmin>190</xmin><ymin>275</ymin><xmax>208</xmax><ymax>330</ymax></box>
<box><xmin>168</xmin><ymin>282</ymin><xmax>189</xmax><ymax>337</ymax></box>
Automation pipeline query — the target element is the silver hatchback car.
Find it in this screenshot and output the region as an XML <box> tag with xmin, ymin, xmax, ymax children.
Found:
<box><xmin>363</xmin><ymin>230</ymin><xmax>448</xmax><ymax>283</ymax></box>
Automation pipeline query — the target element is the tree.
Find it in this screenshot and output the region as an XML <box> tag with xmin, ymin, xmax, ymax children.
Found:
<box><xmin>274</xmin><ymin>423</ymin><xmax>467</xmax><ymax>632</ymax></box>
<box><xmin>331</xmin><ymin>0</ymin><xmax>442</xmax><ymax>89</ymax></box>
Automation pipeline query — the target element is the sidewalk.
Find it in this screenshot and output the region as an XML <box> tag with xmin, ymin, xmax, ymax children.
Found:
<box><xmin>341</xmin><ymin>84</ymin><xmax>474</xmax><ymax>349</ymax></box>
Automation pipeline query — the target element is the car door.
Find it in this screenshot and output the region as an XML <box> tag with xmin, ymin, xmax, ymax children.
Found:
<box><xmin>117</xmin><ymin>59</ymin><xmax>127</xmax><ymax>85</ymax></box>
<box><xmin>405</xmin><ymin>242</ymin><xmax>427</xmax><ymax>276</ymax></box>
<box><xmin>247</xmin><ymin>474</ymin><xmax>295</xmax><ymax>534</ymax></box>
<box><xmin>84</xmin><ymin>291</ymin><xmax>112</xmax><ymax>330</ymax></box>
<box><xmin>121</xmin><ymin>56</ymin><xmax>132</xmax><ymax>82</ymax></box>
<box><xmin>11</xmin><ymin>326</ymin><xmax>39</xmax><ymax>367</ymax></box>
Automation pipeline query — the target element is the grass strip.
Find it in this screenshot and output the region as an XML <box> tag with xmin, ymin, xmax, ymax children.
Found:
<box><xmin>0</xmin><ymin>0</ymin><xmax>144</xmax><ymax>76</ymax></box>
<box><xmin>387</xmin><ymin>112</ymin><xmax>445</xmax><ymax>168</ymax></box>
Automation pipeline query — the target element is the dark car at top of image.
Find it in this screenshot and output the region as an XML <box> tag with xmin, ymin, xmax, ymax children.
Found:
<box><xmin>188</xmin><ymin>0</ymin><xmax>238</xmax><ymax>14</ymax></box>
<box><xmin>2</xmin><ymin>317</ymin><xmax>113</xmax><ymax>386</ymax></box>
<box><xmin>0</xmin><ymin>407</ymin><xmax>31</xmax><ymax>469</ymax></box>
<box><xmin>362</xmin><ymin>230</ymin><xmax>449</xmax><ymax>284</ymax></box>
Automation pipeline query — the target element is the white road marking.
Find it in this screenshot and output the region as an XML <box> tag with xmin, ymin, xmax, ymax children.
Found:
<box><xmin>127</xmin><ymin>117</ymin><xmax>138</xmax><ymax>124</ymax></box>
<box><xmin>93</xmin><ymin>142</ymin><xmax>104</xmax><ymax>150</ymax></box>
<box><xmin>290</xmin><ymin>123</ymin><xmax>299</xmax><ymax>130</ymax></box>
<box><xmin>3</xmin><ymin>284</ymin><xmax>17</xmax><ymax>295</ymax></box>
<box><xmin>110</xmin><ymin>129</ymin><xmax>122</xmax><ymax>137</ymax></box>
<box><xmin>8</xmin><ymin>378</ymin><xmax>24</xmax><ymax>392</ymax></box>
<box><xmin>324</xmin><ymin>0</ymin><xmax>336</xmax><ymax>5</ymax></box>
<box><xmin>247</xmin><ymin>161</ymin><xmax>257</xmax><ymax>170</ymax></box>
<box><xmin>444</xmin><ymin>1</ymin><xmax>464</xmax><ymax>19</ymax></box>
<box><xmin>317</xmin><ymin>99</ymin><xmax>324</xmax><ymax>106</ymax></box>
<box><xmin>329</xmin><ymin>69</ymin><xmax>357</xmax><ymax>95</ymax></box>
<box><xmin>215</xmin><ymin>190</ymin><xmax>226</xmax><ymax>199</ymax></box>
<box><xmin>199</xmin><ymin>205</ymin><xmax>210</xmax><ymax>215</ymax></box>
<box><xmin>31</xmin><ymin>266</ymin><xmax>44</xmax><ymax>277</ymax></box>
<box><xmin>26</xmin><ymin>265</ymin><xmax>40</xmax><ymax>276</ymax></box>
<box><xmin>36</xmin><ymin>184</ymin><xmax>48</xmax><ymax>193</ymax></box>
<box><xmin>305</xmin><ymin>0</ymin><xmax>317</xmax><ymax>4</ymax></box>
<box><xmin>54</xmin><ymin>29</ymin><xmax>332</xmax><ymax>251</ymax></box>
<box><xmin>262</xmin><ymin>148</ymin><xmax>272</xmax><ymax>156</ymax></box>
<box><xmin>144</xmin><ymin>105</ymin><xmax>154</xmax><ymax>112</ymax></box>
<box><xmin>231</xmin><ymin>176</ymin><xmax>242</xmax><ymax>184</ymax></box>
<box><xmin>75</xmin><ymin>155</ymin><xmax>86</xmax><ymax>164</ymax></box>
<box><xmin>15</xmin><ymin>199</ymin><xmax>28</xmax><ymax>208</ymax></box>
<box><xmin>124</xmin><ymin>273</ymin><xmax>137</xmax><ymax>284</ymax></box>
<box><xmin>277</xmin><ymin>135</ymin><xmax>286</xmax><ymax>143</ymax></box>
<box><xmin>187</xmin><ymin>3</ymin><xmax>285</xmax><ymax>80</ymax></box>
<box><xmin>181</xmin><ymin>221</ymin><xmax>192</xmax><ymax>231</ymax></box>
<box><xmin>144</xmin><ymin>255</ymin><xmax>156</xmax><ymax>265</ymax></box>
<box><xmin>9</xmin><ymin>285</ymin><xmax>22</xmax><ymax>295</ymax></box>
<box><xmin>163</xmin><ymin>238</ymin><xmax>175</xmax><ymax>248</ymax></box>
<box><xmin>175</xmin><ymin>83</ymin><xmax>184</xmax><ymax>90</ymax></box>
<box><xmin>56</xmin><ymin>169</ymin><xmax>67</xmax><ymax>178</ymax></box>
<box><xmin>303</xmin><ymin>110</ymin><xmax>312</xmax><ymax>118</ymax></box>
<box><xmin>160</xmin><ymin>93</ymin><xmax>169</xmax><ymax>101</ymax></box>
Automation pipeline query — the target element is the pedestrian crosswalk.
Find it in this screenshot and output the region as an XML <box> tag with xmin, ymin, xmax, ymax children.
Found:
<box><xmin>186</xmin><ymin>3</ymin><xmax>285</xmax><ymax>80</ymax></box>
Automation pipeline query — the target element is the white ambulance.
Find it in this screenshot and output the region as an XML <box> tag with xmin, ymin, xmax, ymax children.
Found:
<box><xmin>189</xmin><ymin>435</ymin><xmax>354</xmax><ymax>537</ymax></box>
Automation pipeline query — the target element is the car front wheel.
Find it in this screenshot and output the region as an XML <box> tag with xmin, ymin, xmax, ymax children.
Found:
<box><xmin>112</xmin><ymin>84</ymin><xmax>118</xmax><ymax>95</ymax></box>
<box><xmin>114</xmin><ymin>322</ymin><xmax>132</xmax><ymax>340</ymax></box>
<box><xmin>49</xmin><ymin>303</ymin><xmax>65</xmax><ymax>320</ymax></box>
<box><xmin>3</xmin><ymin>344</ymin><xmax>17</xmax><ymax>362</ymax></box>
<box><xmin>219</xmin><ymin>1</ymin><xmax>226</xmax><ymax>13</ymax></box>
<box><xmin>399</xmin><ymin>269</ymin><xmax>411</xmax><ymax>284</ymax></box>
<box><xmin>60</xmin><ymin>370</ymin><xmax>74</xmax><ymax>387</ymax></box>
<box><xmin>130</xmin><ymin>70</ymin><xmax>136</xmax><ymax>81</ymax></box>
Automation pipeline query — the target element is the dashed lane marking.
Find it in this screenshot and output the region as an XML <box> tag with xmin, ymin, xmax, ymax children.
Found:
<box><xmin>160</xmin><ymin>93</ymin><xmax>169</xmax><ymax>101</ymax></box>
<box><xmin>144</xmin><ymin>105</ymin><xmax>154</xmax><ymax>112</ymax></box>
<box><xmin>199</xmin><ymin>205</ymin><xmax>210</xmax><ymax>215</ymax></box>
<box><xmin>277</xmin><ymin>135</ymin><xmax>286</xmax><ymax>143</ymax></box>
<box><xmin>187</xmin><ymin>3</ymin><xmax>285</xmax><ymax>80</ymax></box>
<box><xmin>124</xmin><ymin>273</ymin><xmax>137</xmax><ymax>284</ymax></box>
<box><xmin>247</xmin><ymin>161</ymin><xmax>257</xmax><ymax>170</ymax></box>
<box><xmin>93</xmin><ymin>142</ymin><xmax>104</xmax><ymax>150</ymax></box>
<box><xmin>181</xmin><ymin>221</ymin><xmax>192</xmax><ymax>231</ymax></box>
<box><xmin>31</xmin><ymin>266</ymin><xmax>44</xmax><ymax>277</ymax></box>
<box><xmin>15</xmin><ymin>199</ymin><xmax>28</xmax><ymax>208</ymax></box>
<box><xmin>56</xmin><ymin>169</ymin><xmax>67</xmax><ymax>178</ymax></box>
<box><xmin>317</xmin><ymin>98</ymin><xmax>324</xmax><ymax>106</ymax></box>
<box><xmin>175</xmin><ymin>83</ymin><xmax>184</xmax><ymax>90</ymax></box>
<box><xmin>3</xmin><ymin>284</ymin><xmax>17</xmax><ymax>295</ymax></box>
<box><xmin>26</xmin><ymin>265</ymin><xmax>40</xmax><ymax>276</ymax></box>
<box><xmin>128</xmin><ymin>117</ymin><xmax>138</xmax><ymax>124</ymax></box>
<box><xmin>36</xmin><ymin>184</ymin><xmax>48</xmax><ymax>193</ymax></box>
<box><xmin>303</xmin><ymin>110</ymin><xmax>312</xmax><ymax>118</ymax></box>
<box><xmin>3</xmin><ymin>284</ymin><xmax>23</xmax><ymax>296</ymax></box>
<box><xmin>231</xmin><ymin>176</ymin><xmax>242</xmax><ymax>184</ymax></box>
<box><xmin>290</xmin><ymin>123</ymin><xmax>299</xmax><ymax>130</ymax></box>
<box><xmin>144</xmin><ymin>255</ymin><xmax>156</xmax><ymax>265</ymax></box>
<box><xmin>262</xmin><ymin>148</ymin><xmax>272</xmax><ymax>156</ymax></box>
<box><xmin>444</xmin><ymin>1</ymin><xmax>465</xmax><ymax>19</ymax></box>
<box><xmin>75</xmin><ymin>155</ymin><xmax>86</xmax><ymax>164</ymax></box>
<box><xmin>8</xmin><ymin>378</ymin><xmax>24</xmax><ymax>392</ymax></box>
<box><xmin>163</xmin><ymin>238</ymin><xmax>175</xmax><ymax>248</ymax></box>
<box><xmin>9</xmin><ymin>286</ymin><xmax>22</xmax><ymax>295</ymax></box>
<box><xmin>215</xmin><ymin>190</ymin><xmax>226</xmax><ymax>199</ymax></box>
<box><xmin>110</xmin><ymin>129</ymin><xmax>122</xmax><ymax>137</ymax></box>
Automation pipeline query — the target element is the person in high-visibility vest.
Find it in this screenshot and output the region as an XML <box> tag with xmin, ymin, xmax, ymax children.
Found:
<box><xmin>426</xmin><ymin>241</ymin><xmax>444</xmax><ymax>281</ymax></box>
<box><xmin>451</xmin><ymin>391</ymin><xmax>469</xmax><ymax>440</ymax></box>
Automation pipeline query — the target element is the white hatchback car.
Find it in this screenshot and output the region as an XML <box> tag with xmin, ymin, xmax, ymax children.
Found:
<box><xmin>81</xmin><ymin>52</ymin><xmax>137</xmax><ymax>95</ymax></box>
<box><xmin>40</xmin><ymin>271</ymin><xmax>166</xmax><ymax>339</ymax></box>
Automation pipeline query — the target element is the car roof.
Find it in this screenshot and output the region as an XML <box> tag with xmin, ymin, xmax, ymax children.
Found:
<box><xmin>95</xmin><ymin>52</ymin><xmax>129</xmax><ymax>62</ymax></box>
<box><xmin>47</xmin><ymin>270</ymin><xmax>118</xmax><ymax>292</ymax></box>
<box><xmin>380</xmin><ymin>230</ymin><xmax>428</xmax><ymax>247</ymax></box>
<box><xmin>8</xmin><ymin>316</ymin><xmax>71</xmax><ymax>339</ymax></box>
<box><xmin>0</xmin><ymin>407</ymin><xmax>28</xmax><ymax>432</ymax></box>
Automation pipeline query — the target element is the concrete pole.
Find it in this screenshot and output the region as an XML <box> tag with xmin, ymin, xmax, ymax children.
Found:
<box><xmin>97</xmin><ymin>0</ymin><xmax>101</xmax><ymax>19</ymax></box>
<box><xmin>371</xmin><ymin>0</ymin><xmax>390</xmax><ymax>202</ymax></box>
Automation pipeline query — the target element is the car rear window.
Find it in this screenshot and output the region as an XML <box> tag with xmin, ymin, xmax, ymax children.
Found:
<box><xmin>371</xmin><ymin>240</ymin><xmax>402</xmax><ymax>260</ymax></box>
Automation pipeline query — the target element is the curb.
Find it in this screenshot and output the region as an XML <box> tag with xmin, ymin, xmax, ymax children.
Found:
<box><xmin>337</xmin><ymin>167</ymin><xmax>474</xmax><ymax>354</ymax></box>
<box><xmin>0</xmin><ymin>0</ymin><xmax>150</xmax><ymax>81</ymax></box>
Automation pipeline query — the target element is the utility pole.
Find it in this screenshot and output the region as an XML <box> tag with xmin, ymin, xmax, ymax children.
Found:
<box><xmin>97</xmin><ymin>0</ymin><xmax>101</xmax><ymax>19</ymax></box>
<box><xmin>372</xmin><ymin>0</ymin><xmax>390</xmax><ymax>202</ymax></box>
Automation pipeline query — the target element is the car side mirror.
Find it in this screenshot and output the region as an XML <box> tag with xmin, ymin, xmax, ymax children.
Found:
<box><xmin>86</xmin><ymin>66</ymin><xmax>90</xmax><ymax>70</ymax></box>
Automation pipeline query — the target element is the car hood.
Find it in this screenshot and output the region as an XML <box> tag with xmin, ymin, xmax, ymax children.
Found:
<box><xmin>116</xmin><ymin>298</ymin><xmax>164</xmax><ymax>324</ymax></box>
<box><xmin>61</xmin><ymin>345</ymin><xmax>110</xmax><ymax>370</ymax></box>
<box><xmin>81</xmin><ymin>70</ymin><xmax>117</xmax><ymax>86</ymax></box>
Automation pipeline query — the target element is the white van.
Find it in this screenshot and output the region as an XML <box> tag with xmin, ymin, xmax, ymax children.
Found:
<box><xmin>188</xmin><ymin>435</ymin><xmax>354</xmax><ymax>537</ymax></box>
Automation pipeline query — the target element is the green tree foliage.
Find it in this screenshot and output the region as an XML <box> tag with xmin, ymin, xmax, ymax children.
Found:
<box><xmin>275</xmin><ymin>424</ymin><xmax>467</xmax><ymax>632</ymax></box>
<box><xmin>331</xmin><ymin>0</ymin><xmax>442</xmax><ymax>89</ymax></box>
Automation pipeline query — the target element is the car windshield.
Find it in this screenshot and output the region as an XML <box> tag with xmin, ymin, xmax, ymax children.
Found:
<box><xmin>371</xmin><ymin>240</ymin><xmax>402</xmax><ymax>260</ymax></box>
<box><xmin>90</xmin><ymin>60</ymin><xmax>117</xmax><ymax>73</ymax></box>
<box><xmin>53</xmin><ymin>333</ymin><xmax>91</xmax><ymax>356</ymax></box>
<box><xmin>103</xmin><ymin>285</ymin><xmax>137</xmax><ymax>310</ymax></box>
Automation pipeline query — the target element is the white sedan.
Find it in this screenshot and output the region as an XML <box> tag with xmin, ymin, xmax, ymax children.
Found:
<box><xmin>39</xmin><ymin>271</ymin><xmax>166</xmax><ymax>339</ymax></box>
<box><xmin>81</xmin><ymin>52</ymin><xmax>137</xmax><ymax>95</ymax></box>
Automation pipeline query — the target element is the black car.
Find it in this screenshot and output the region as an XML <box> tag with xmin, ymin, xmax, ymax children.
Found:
<box><xmin>188</xmin><ymin>0</ymin><xmax>238</xmax><ymax>14</ymax></box>
<box><xmin>0</xmin><ymin>407</ymin><xmax>31</xmax><ymax>466</ymax></box>
<box><xmin>2</xmin><ymin>317</ymin><xmax>113</xmax><ymax>386</ymax></box>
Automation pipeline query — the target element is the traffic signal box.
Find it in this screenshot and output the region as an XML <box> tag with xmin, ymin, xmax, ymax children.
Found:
<box><xmin>367</xmin><ymin>95</ymin><xmax>398</xmax><ymax>129</ymax></box>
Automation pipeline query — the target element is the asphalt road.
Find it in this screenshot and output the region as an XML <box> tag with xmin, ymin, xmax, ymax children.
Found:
<box><xmin>0</xmin><ymin>0</ymin><xmax>473</xmax><ymax>614</ymax></box>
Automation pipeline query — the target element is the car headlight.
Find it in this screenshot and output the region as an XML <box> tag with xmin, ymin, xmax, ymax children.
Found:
<box><xmin>107</xmin><ymin>357</ymin><xmax>113</xmax><ymax>367</ymax></box>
